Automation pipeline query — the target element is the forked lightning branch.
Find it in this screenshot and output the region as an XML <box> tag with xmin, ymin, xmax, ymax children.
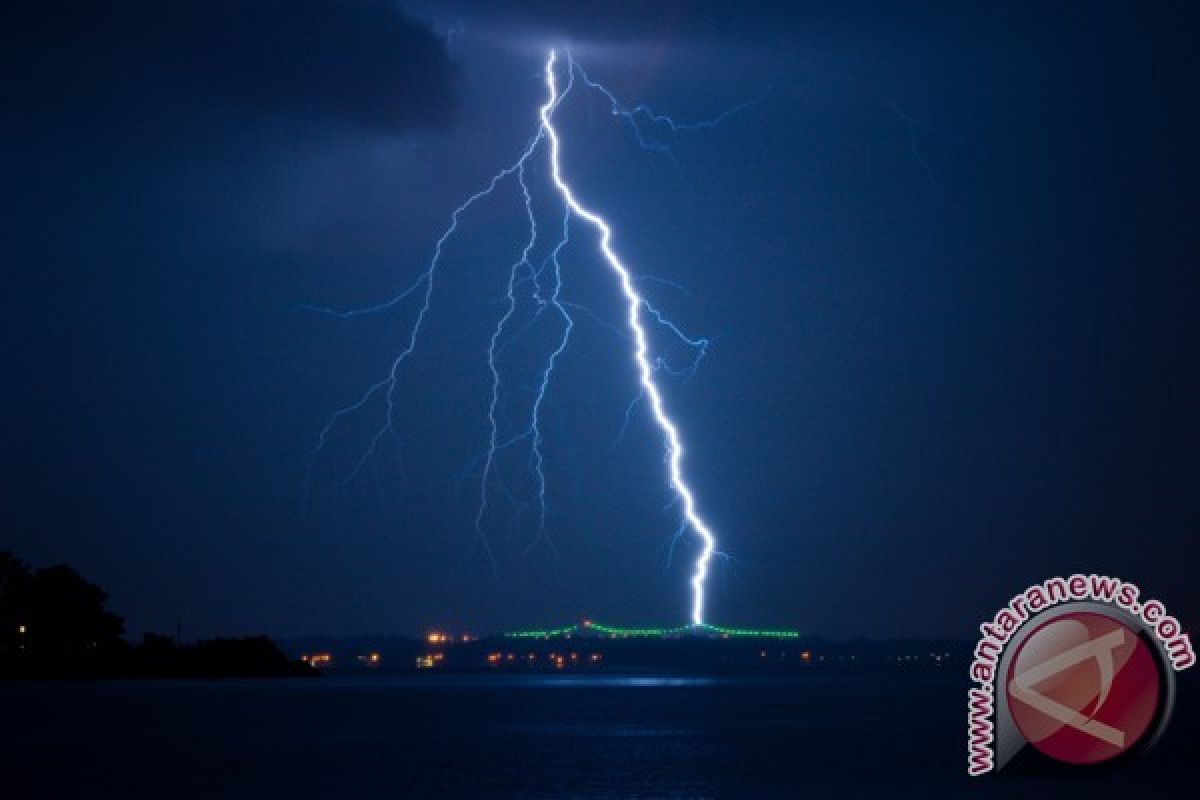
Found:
<box><xmin>307</xmin><ymin>50</ymin><xmax>738</xmax><ymax>625</ymax></box>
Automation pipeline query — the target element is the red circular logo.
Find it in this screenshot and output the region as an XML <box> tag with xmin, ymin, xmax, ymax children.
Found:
<box><xmin>1006</xmin><ymin>611</ymin><xmax>1161</xmax><ymax>765</ymax></box>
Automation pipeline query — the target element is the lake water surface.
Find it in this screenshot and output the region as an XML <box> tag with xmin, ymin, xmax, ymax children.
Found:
<box><xmin>3</xmin><ymin>672</ymin><xmax>1196</xmax><ymax>798</ymax></box>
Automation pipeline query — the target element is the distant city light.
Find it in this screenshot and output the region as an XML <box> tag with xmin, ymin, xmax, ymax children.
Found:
<box><xmin>415</xmin><ymin>652</ymin><xmax>446</xmax><ymax>669</ymax></box>
<box><xmin>301</xmin><ymin>652</ymin><xmax>332</xmax><ymax>668</ymax></box>
<box><xmin>401</xmin><ymin>622</ymin><xmax>955</xmax><ymax>673</ymax></box>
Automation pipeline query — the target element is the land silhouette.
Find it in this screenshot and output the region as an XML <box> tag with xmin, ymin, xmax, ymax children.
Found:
<box><xmin>0</xmin><ymin>551</ymin><xmax>312</xmax><ymax>679</ymax></box>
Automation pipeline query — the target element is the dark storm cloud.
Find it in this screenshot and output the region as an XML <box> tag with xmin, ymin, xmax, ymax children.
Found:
<box><xmin>5</xmin><ymin>0</ymin><xmax>459</xmax><ymax>136</ymax></box>
<box><xmin>413</xmin><ymin>0</ymin><xmax>997</xmax><ymax>45</ymax></box>
<box><xmin>429</xmin><ymin>0</ymin><xmax>779</xmax><ymax>39</ymax></box>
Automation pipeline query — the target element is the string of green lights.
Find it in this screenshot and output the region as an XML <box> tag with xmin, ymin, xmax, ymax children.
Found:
<box><xmin>503</xmin><ymin>622</ymin><xmax>802</xmax><ymax>639</ymax></box>
<box><xmin>504</xmin><ymin>625</ymin><xmax>579</xmax><ymax>639</ymax></box>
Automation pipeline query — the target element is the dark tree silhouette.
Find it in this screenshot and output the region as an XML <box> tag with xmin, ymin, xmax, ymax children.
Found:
<box><xmin>0</xmin><ymin>551</ymin><xmax>125</xmax><ymax>668</ymax></box>
<box><xmin>25</xmin><ymin>564</ymin><xmax>126</xmax><ymax>655</ymax></box>
<box><xmin>191</xmin><ymin>636</ymin><xmax>298</xmax><ymax>677</ymax></box>
<box><xmin>3</xmin><ymin>551</ymin><xmax>313</xmax><ymax>678</ymax></box>
<box><xmin>0</xmin><ymin>551</ymin><xmax>33</xmax><ymax>655</ymax></box>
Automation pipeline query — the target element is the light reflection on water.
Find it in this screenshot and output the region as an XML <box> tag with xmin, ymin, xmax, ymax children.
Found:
<box><xmin>302</xmin><ymin>673</ymin><xmax>720</xmax><ymax>690</ymax></box>
<box><xmin>487</xmin><ymin>675</ymin><xmax>717</xmax><ymax>688</ymax></box>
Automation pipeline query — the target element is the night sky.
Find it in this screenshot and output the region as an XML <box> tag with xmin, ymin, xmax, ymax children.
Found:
<box><xmin>5</xmin><ymin>2</ymin><xmax>1197</xmax><ymax>640</ymax></box>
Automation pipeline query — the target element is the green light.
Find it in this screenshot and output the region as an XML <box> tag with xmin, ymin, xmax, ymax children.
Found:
<box><xmin>701</xmin><ymin>624</ymin><xmax>802</xmax><ymax>638</ymax></box>
<box><xmin>587</xmin><ymin>622</ymin><xmax>694</xmax><ymax>637</ymax></box>
<box><xmin>502</xmin><ymin>621</ymin><xmax>802</xmax><ymax>639</ymax></box>
<box><xmin>504</xmin><ymin>625</ymin><xmax>579</xmax><ymax>638</ymax></box>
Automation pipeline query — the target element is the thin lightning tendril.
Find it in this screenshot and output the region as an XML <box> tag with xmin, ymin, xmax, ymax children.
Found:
<box><xmin>574</xmin><ymin>62</ymin><xmax>760</xmax><ymax>162</ymax></box>
<box><xmin>305</xmin><ymin>130</ymin><xmax>544</xmax><ymax>551</ymax></box>
<box><xmin>476</xmin><ymin>159</ymin><xmax>539</xmax><ymax>549</ymax></box>
<box><xmin>306</xmin><ymin>48</ymin><xmax>737</xmax><ymax>625</ymax></box>
<box><xmin>525</xmin><ymin>202</ymin><xmax>574</xmax><ymax>552</ymax></box>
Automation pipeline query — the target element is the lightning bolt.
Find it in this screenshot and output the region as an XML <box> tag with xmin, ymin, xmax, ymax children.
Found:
<box><xmin>525</xmin><ymin>201</ymin><xmax>574</xmax><ymax>552</ymax></box>
<box><xmin>303</xmin><ymin>130</ymin><xmax>544</xmax><ymax>518</ymax></box>
<box><xmin>539</xmin><ymin>50</ymin><xmax>717</xmax><ymax>625</ymax></box>
<box><xmin>574</xmin><ymin>61</ymin><xmax>761</xmax><ymax>164</ymax></box>
<box><xmin>476</xmin><ymin>159</ymin><xmax>540</xmax><ymax>551</ymax></box>
<box><xmin>306</xmin><ymin>48</ymin><xmax>735</xmax><ymax>626</ymax></box>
